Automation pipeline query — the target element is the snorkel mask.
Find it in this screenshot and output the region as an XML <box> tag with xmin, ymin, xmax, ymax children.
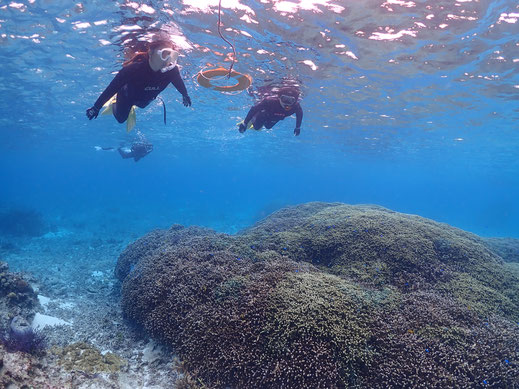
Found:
<box><xmin>279</xmin><ymin>94</ymin><xmax>298</xmax><ymax>111</ymax></box>
<box><xmin>153</xmin><ymin>48</ymin><xmax>180</xmax><ymax>73</ymax></box>
<box><xmin>150</xmin><ymin>46</ymin><xmax>180</xmax><ymax>73</ymax></box>
<box><xmin>157</xmin><ymin>48</ymin><xmax>177</xmax><ymax>62</ymax></box>
<box><xmin>277</xmin><ymin>86</ymin><xmax>300</xmax><ymax>110</ymax></box>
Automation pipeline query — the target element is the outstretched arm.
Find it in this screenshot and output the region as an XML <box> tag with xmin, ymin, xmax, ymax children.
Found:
<box><xmin>294</xmin><ymin>103</ymin><xmax>303</xmax><ymax>135</ymax></box>
<box><xmin>170</xmin><ymin>66</ymin><xmax>190</xmax><ymax>106</ymax></box>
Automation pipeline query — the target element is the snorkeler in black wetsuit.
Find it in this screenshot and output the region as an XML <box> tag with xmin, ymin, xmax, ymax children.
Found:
<box><xmin>86</xmin><ymin>39</ymin><xmax>191</xmax><ymax>128</ymax></box>
<box><xmin>238</xmin><ymin>86</ymin><xmax>303</xmax><ymax>136</ymax></box>
<box><xmin>118</xmin><ymin>142</ymin><xmax>153</xmax><ymax>162</ymax></box>
<box><xmin>94</xmin><ymin>132</ymin><xmax>153</xmax><ymax>162</ymax></box>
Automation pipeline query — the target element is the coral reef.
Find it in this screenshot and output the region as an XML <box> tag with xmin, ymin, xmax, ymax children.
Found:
<box><xmin>55</xmin><ymin>341</ymin><xmax>127</xmax><ymax>373</ymax></box>
<box><xmin>114</xmin><ymin>224</ymin><xmax>231</xmax><ymax>281</ymax></box>
<box><xmin>0</xmin><ymin>206</ymin><xmax>49</xmax><ymax>237</ymax></box>
<box><xmin>482</xmin><ymin>237</ymin><xmax>519</xmax><ymax>263</ymax></box>
<box><xmin>117</xmin><ymin>202</ymin><xmax>519</xmax><ymax>388</ymax></box>
<box><xmin>0</xmin><ymin>316</ymin><xmax>47</xmax><ymax>354</ymax></box>
<box><xmin>236</xmin><ymin>203</ymin><xmax>519</xmax><ymax>321</ymax></box>
<box><xmin>360</xmin><ymin>291</ymin><xmax>519</xmax><ymax>387</ymax></box>
<box><xmin>0</xmin><ymin>261</ymin><xmax>38</xmax><ymax>331</ymax></box>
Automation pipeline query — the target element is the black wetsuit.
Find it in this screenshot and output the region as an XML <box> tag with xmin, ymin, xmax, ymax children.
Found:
<box><xmin>118</xmin><ymin>143</ymin><xmax>153</xmax><ymax>162</ymax></box>
<box><xmin>93</xmin><ymin>60</ymin><xmax>188</xmax><ymax>123</ymax></box>
<box><xmin>244</xmin><ymin>97</ymin><xmax>303</xmax><ymax>130</ymax></box>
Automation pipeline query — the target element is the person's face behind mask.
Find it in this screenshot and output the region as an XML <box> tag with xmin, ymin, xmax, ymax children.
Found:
<box><xmin>149</xmin><ymin>46</ymin><xmax>179</xmax><ymax>71</ymax></box>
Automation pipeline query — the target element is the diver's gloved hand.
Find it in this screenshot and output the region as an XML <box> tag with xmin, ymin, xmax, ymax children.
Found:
<box><xmin>182</xmin><ymin>94</ymin><xmax>191</xmax><ymax>107</ymax></box>
<box><xmin>238</xmin><ymin>123</ymin><xmax>246</xmax><ymax>133</ymax></box>
<box><xmin>86</xmin><ymin>106</ymin><xmax>99</xmax><ymax>120</ymax></box>
<box><xmin>294</xmin><ymin>127</ymin><xmax>301</xmax><ymax>136</ymax></box>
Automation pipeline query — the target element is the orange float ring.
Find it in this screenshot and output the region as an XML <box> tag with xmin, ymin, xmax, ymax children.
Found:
<box><xmin>197</xmin><ymin>67</ymin><xmax>252</xmax><ymax>92</ymax></box>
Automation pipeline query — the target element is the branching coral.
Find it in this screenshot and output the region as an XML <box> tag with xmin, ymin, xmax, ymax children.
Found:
<box><xmin>118</xmin><ymin>202</ymin><xmax>519</xmax><ymax>388</ymax></box>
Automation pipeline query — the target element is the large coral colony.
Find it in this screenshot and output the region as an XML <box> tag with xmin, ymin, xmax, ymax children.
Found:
<box><xmin>117</xmin><ymin>202</ymin><xmax>519</xmax><ymax>388</ymax></box>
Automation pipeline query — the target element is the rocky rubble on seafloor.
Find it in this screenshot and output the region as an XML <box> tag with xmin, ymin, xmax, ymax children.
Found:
<box><xmin>0</xmin><ymin>255</ymin><xmax>179</xmax><ymax>388</ymax></box>
<box><xmin>0</xmin><ymin>261</ymin><xmax>38</xmax><ymax>330</ymax></box>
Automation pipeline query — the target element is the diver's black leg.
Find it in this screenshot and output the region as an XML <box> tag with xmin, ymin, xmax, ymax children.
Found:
<box><xmin>252</xmin><ymin>120</ymin><xmax>265</xmax><ymax>130</ymax></box>
<box><xmin>264</xmin><ymin>120</ymin><xmax>278</xmax><ymax>129</ymax></box>
<box><xmin>251</xmin><ymin>114</ymin><xmax>265</xmax><ymax>130</ymax></box>
<box><xmin>113</xmin><ymin>85</ymin><xmax>133</xmax><ymax>123</ymax></box>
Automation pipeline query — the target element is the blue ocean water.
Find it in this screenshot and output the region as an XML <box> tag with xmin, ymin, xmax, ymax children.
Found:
<box><xmin>0</xmin><ymin>0</ymin><xmax>518</xmax><ymax>238</ymax></box>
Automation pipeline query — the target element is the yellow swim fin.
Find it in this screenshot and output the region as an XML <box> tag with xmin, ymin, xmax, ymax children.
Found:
<box><xmin>126</xmin><ymin>106</ymin><xmax>136</xmax><ymax>132</ymax></box>
<box><xmin>101</xmin><ymin>95</ymin><xmax>136</xmax><ymax>132</ymax></box>
<box><xmin>237</xmin><ymin>120</ymin><xmax>256</xmax><ymax>130</ymax></box>
<box><xmin>101</xmin><ymin>95</ymin><xmax>117</xmax><ymax>116</ymax></box>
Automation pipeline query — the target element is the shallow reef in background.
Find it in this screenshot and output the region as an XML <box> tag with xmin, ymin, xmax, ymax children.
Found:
<box><xmin>0</xmin><ymin>206</ymin><xmax>50</xmax><ymax>238</ymax></box>
<box><xmin>117</xmin><ymin>202</ymin><xmax>519</xmax><ymax>388</ymax></box>
<box><xmin>481</xmin><ymin>237</ymin><xmax>519</xmax><ymax>264</ymax></box>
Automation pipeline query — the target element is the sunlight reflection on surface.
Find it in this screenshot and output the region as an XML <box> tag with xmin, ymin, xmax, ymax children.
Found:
<box><xmin>0</xmin><ymin>0</ymin><xmax>517</xmax><ymax>163</ymax></box>
<box><xmin>181</xmin><ymin>0</ymin><xmax>254</xmax><ymax>14</ymax></box>
<box><xmin>272</xmin><ymin>0</ymin><xmax>345</xmax><ymax>14</ymax></box>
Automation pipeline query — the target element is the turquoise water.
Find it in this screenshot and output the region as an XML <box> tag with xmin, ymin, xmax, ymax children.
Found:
<box><xmin>1</xmin><ymin>0</ymin><xmax>518</xmax><ymax>238</ymax></box>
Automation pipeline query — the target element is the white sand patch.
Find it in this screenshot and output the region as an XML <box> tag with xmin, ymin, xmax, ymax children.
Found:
<box><xmin>31</xmin><ymin>312</ymin><xmax>72</xmax><ymax>330</ymax></box>
<box><xmin>38</xmin><ymin>294</ymin><xmax>51</xmax><ymax>310</ymax></box>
